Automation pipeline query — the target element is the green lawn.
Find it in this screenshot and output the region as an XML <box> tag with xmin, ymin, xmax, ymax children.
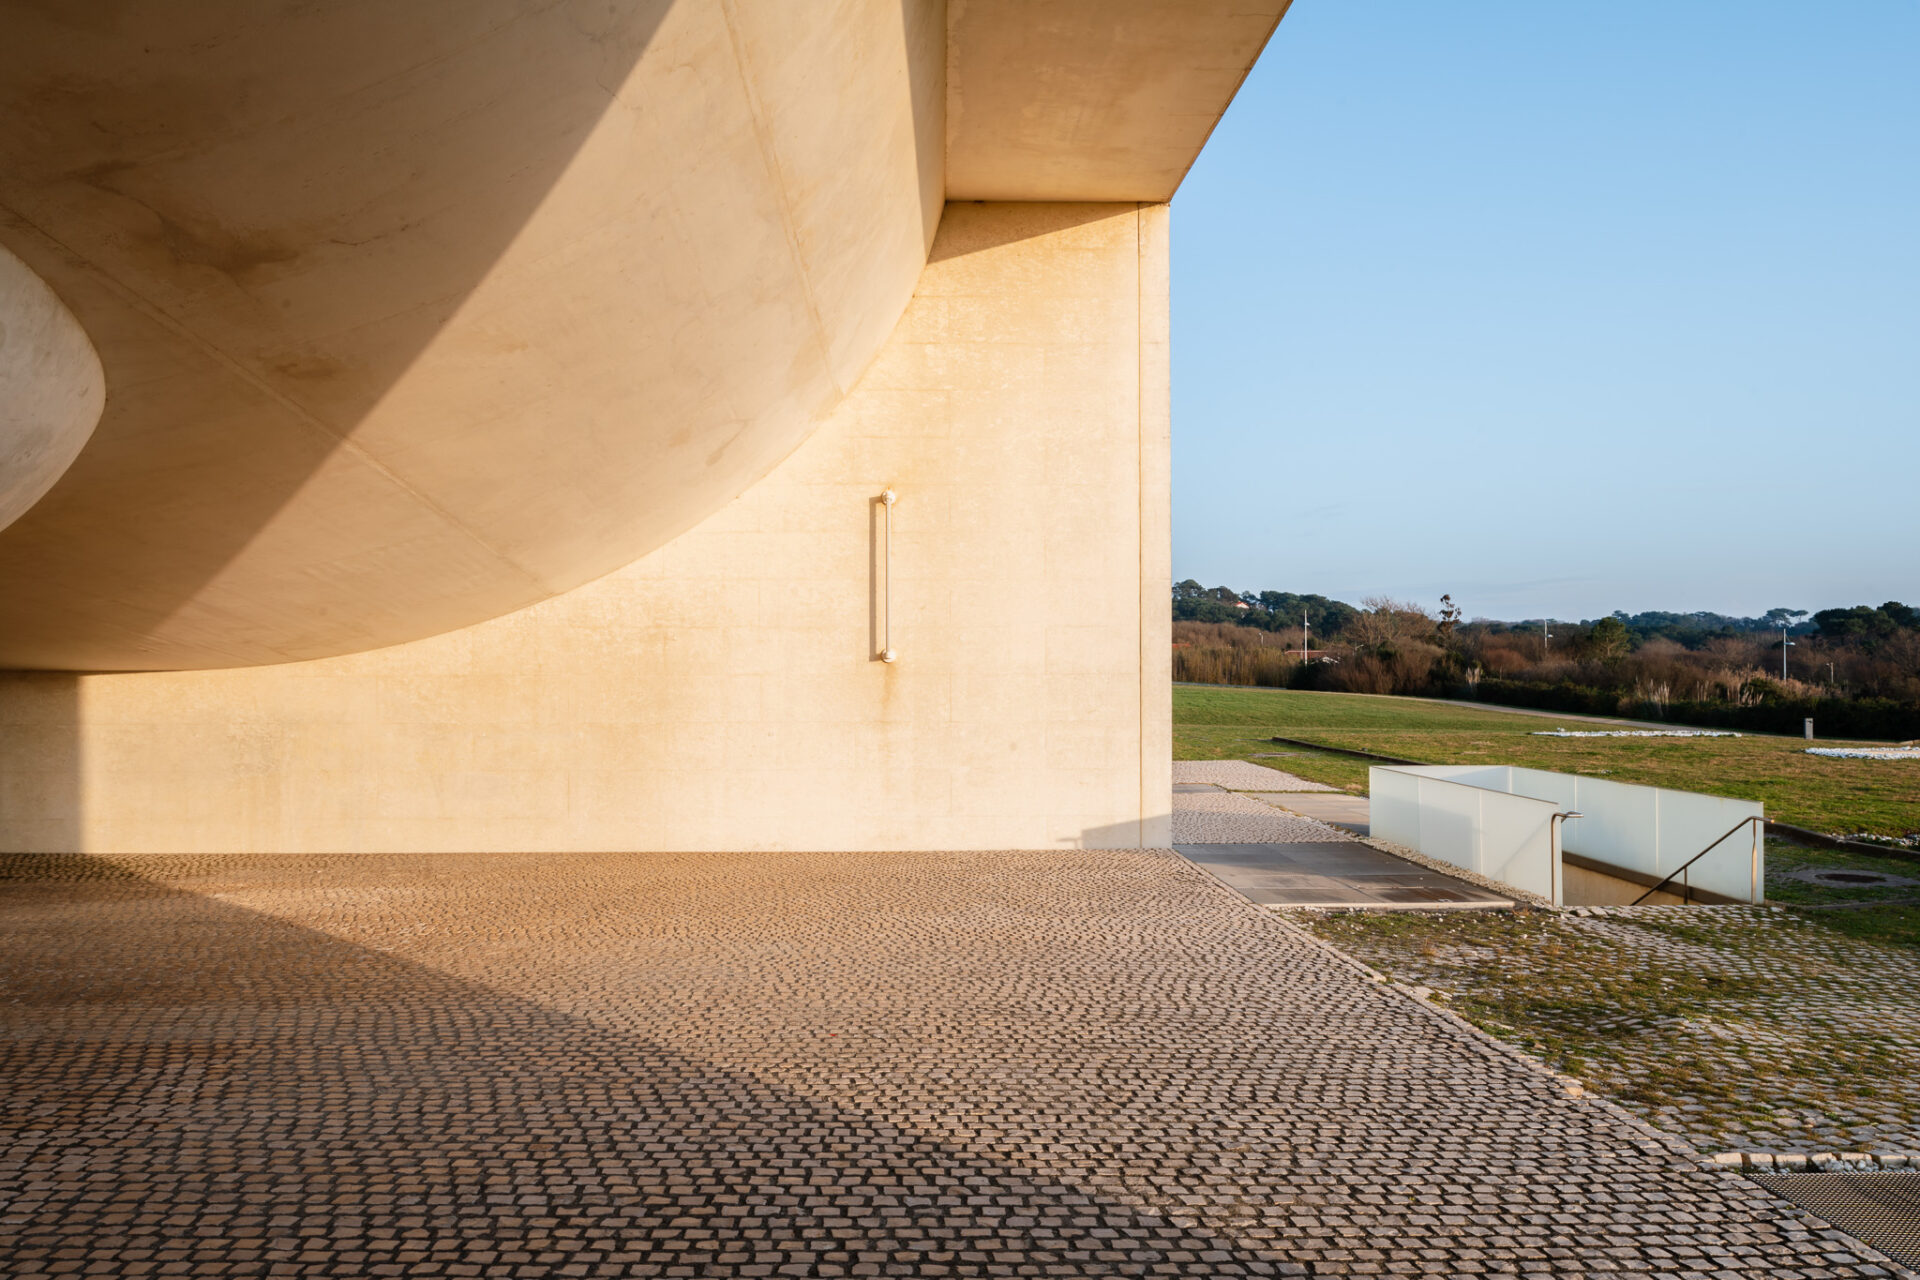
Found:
<box><xmin>1764</xmin><ymin>842</ymin><xmax>1920</xmax><ymax>949</ymax></box>
<box><xmin>1174</xmin><ymin>684</ymin><xmax>1920</xmax><ymax>837</ymax></box>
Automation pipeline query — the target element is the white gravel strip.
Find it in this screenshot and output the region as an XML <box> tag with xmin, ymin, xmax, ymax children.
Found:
<box><xmin>1807</xmin><ymin>746</ymin><xmax>1920</xmax><ymax>760</ymax></box>
<box><xmin>1532</xmin><ymin>729</ymin><xmax>1741</xmax><ymax>739</ymax></box>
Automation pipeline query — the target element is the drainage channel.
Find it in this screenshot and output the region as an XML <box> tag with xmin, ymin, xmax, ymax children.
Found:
<box><xmin>1751</xmin><ymin>1171</ymin><xmax>1920</xmax><ymax>1268</ymax></box>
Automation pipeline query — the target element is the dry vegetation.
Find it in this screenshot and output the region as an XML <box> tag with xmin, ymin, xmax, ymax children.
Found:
<box><xmin>1177</xmin><ymin>595</ymin><xmax>1920</xmax><ymax>740</ymax></box>
<box><xmin>1469</xmin><ymin>629</ymin><xmax>1920</xmax><ymax>711</ymax></box>
<box><xmin>1175</xmin><ymin>598</ymin><xmax>1452</xmax><ymax>695</ymax></box>
<box><xmin>1171</xmin><ymin>621</ymin><xmax>1302</xmax><ymax>687</ymax></box>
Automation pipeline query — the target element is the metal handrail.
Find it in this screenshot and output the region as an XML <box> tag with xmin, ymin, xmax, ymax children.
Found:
<box><xmin>1629</xmin><ymin>815</ymin><xmax>1764</xmax><ymax>906</ymax></box>
<box><xmin>879</xmin><ymin>488</ymin><xmax>897</xmax><ymax>663</ymax></box>
<box><xmin>1549</xmin><ymin>811</ymin><xmax>1582</xmax><ymax>907</ymax></box>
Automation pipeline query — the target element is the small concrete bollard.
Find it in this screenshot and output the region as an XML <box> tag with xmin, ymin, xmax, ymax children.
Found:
<box><xmin>1804</xmin><ymin>718</ymin><xmax>1814</xmax><ymax>740</ymax></box>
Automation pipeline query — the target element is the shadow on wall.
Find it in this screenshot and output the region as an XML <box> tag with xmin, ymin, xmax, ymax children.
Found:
<box><xmin>926</xmin><ymin>199</ymin><xmax>1129</xmax><ymax>266</ymax></box>
<box><xmin>0</xmin><ymin>673</ymin><xmax>79</xmax><ymax>854</ymax></box>
<box><xmin>0</xmin><ymin>2</ymin><xmax>676</xmax><ymax>849</ymax></box>
<box><xmin>898</xmin><ymin>0</ymin><xmax>946</xmax><ymax>254</ymax></box>
<box><xmin>0</xmin><ymin>852</ymin><xmax>1272</xmax><ymax>1268</ymax></box>
<box><xmin>0</xmin><ymin>0</ymin><xmax>675</xmax><ymax>666</ymax></box>
<box><xmin>1079</xmin><ymin>815</ymin><xmax>1174</xmax><ymax>850</ymax></box>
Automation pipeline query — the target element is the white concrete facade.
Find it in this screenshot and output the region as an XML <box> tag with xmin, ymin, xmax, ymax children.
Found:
<box><xmin>0</xmin><ymin>203</ymin><xmax>1172</xmax><ymax>853</ymax></box>
<box><xmin>0</xmin><ymin>0</ymin><xmax>948</xmax><ymax>670</ymax></box>
<box><xmin>0</xmin><ymin>1</ymin><xmax>1289</xmax><ymax>854</ymax></box>
<box><xmin>0</xmin><ymin>0</ymin><xmax>1282</xmax><ymax>674</ymax></box>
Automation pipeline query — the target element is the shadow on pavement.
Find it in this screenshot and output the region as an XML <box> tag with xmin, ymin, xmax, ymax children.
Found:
<box><xmin>0</xmin><ymin>853</ymin><xmax>1268</xmax><ymax>1276</ymax></box>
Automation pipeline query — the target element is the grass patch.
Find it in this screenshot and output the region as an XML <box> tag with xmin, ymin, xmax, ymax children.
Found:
<box><xmin>1763</xmin><ymin>842</ymin><xmax>1920</xmax><ymax>906</ymax></box>
<box><xmin>1785</xmin><ymin>903</ymin><xmax>1920</xmax><ymax>950</ymax></box>
<box><xmin>1174</xmin><ymin>684</ymin><xmax>1920</xmax><ymax>836</ymax></box>
<box><xmin>1308</xmin><ymin>905</ymin><xmax>1920</xmax><ymax>1153</ymax></box>
<box><xmin>1169</xmin><ymin>723</ymin><xmax>1371</xmax><ymax>792</ymax></box>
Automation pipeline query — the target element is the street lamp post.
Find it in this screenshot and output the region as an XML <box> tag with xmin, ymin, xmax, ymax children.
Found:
<box><xmin>1780</xmin><ymin>625</ymin><xmax>1795</xmax><ymax>681</ymax></box>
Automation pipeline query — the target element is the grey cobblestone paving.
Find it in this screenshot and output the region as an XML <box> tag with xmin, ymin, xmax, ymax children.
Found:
<box><xmin>0</xmin><ymin>851</ymin><xmax>1902</xmax><ymax>1276</ymax></box>
<box><xmin>1568</xmin><ymin>907</ymin><xmax>1920</xmax><ymax>1155</ymax></box>
<box><xmin>1311</xmin><ymin>904</ymin><xmax>1920</xmax><ymax>1161</ymax></box>
<box><xmin>1172</xmin><ymin>761</ymin><xmax>1334</xmax><ymax>792</ymax></box>
<box><xmin>1171</xmin><ymin>791</ymin><xmax>1356</xmax><ymax>844</ymax></box>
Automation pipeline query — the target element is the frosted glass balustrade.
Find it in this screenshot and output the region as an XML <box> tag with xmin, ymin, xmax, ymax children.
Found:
<box><xmin>1369</xmin><ymin>765</ymin><xmax>1763</xmax><ymax>906</ymax></box>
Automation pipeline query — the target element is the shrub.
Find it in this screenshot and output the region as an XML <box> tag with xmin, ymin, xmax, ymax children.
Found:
<box><xmin>1173</xmin><ymin>644</ymin><xmax>1300</xmax><ymax>689</ymax></box>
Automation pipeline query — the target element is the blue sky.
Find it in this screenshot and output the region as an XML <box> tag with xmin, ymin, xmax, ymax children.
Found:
<box><xmin>1172</xmin><ymin>0</ymin><xmax>1919</xmax><ymax>622</ymax></box>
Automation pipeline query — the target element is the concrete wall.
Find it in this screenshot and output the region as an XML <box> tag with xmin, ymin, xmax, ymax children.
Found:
<box><xmin>0</xmin><ymin>202</ymin><xmax>1172</xmax><ymax>854</ymax></box>
<box><xmin>1562</xmin><ymin>858</ymin><xmax>1715</xmax><ymax>908</ymax></box>
<box><xmin>0</xmin><ymin>0</ymin><xmax>946</xmax><ymax>671</ymax></box>
<box><xmin>946</xmin><ymin>0</ymin><xmax>1292</xmax><ymax>201</ymax></box>
<box><xmin>0</xmin><ymin>242</ymin><xmax>103</xmax><ymax>532</ymax></box>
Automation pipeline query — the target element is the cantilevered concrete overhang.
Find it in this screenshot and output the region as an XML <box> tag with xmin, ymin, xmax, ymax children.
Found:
<box><xmin>0</xmin><ymin>0</ymin><xmax>1287</xmax><ymax>672</ymax></box>
<box><xmin>946</xmin><ymin>0</ymin><xmax>1292</xmax><ymax>201</ymax></box>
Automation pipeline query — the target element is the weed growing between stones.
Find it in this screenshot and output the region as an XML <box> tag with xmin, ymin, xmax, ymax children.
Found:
<box><xmin>1309</xmin><ymin>903</ymin><xmax>1920</xmax><ymax>1156</ymax></box>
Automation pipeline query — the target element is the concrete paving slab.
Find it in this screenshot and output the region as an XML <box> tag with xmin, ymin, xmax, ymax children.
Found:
<box><xmin>1184</xmin><ymin>840</ymin><xmax>1408</xmax><ymax>875</ymax></box>
<box><xmin>1177</xmin><ymin>841</ymin><xmax>1513</xmax><ymax>909</ymax></box>
<box><xmin>1250</xmin><ymin>790</ymin><xmax>1372</xmax><ymax>835</ymax></box>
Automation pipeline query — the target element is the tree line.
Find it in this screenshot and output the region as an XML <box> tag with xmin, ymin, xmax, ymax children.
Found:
<box><xmin>1172</xmin><ymin>581</ymin><xmax>1358</xmax><ymax>636</ymax></box>
<box><xmin>1171</xmin><ymin>582</ymin><xmax>1920</xmax><ymax>739</ymax></box>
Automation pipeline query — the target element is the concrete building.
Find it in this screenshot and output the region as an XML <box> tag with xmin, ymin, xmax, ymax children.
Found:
<box><xmin>0</xmin><ymin>1</ymin><xmax>1290</xmax><ymax>853</ymax></box>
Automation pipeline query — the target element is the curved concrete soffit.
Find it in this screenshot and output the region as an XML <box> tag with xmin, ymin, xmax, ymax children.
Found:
<box><xmin>0</xmin><ymin>0</ymin><xmax>945</xmax><ymax>672</ymax></box>
<box><xmin>0</xmin><ymin>242</ymin><xmax>105</xmax><ymax>535</ymax></box>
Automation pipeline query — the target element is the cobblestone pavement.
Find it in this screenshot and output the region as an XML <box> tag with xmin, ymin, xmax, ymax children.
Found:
<box><xmin>1171</xmin><ymin>791</ymin><xmax>1357</xmax><ymax>844</ymax></box>
<box><xmin>1310</xmin><ymin>904</ymin><xmax>1920</xmax><ymax>1160</ymax></box>
<box><xmin>1</xmin><ymin>851</ymin><xmax>1903</xmax><ymax>1277</ymax></box>
<box><xmin>1173</xmin><ymin>761</ymin><xmax>1333</xmax><ymax>792</ymax></box>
